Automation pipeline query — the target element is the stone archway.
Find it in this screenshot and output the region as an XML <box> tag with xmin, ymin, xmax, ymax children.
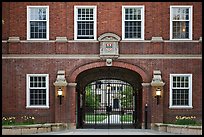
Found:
<box><xmin>67</xmin><ymin>61</ymin><xmax>151</xmax><ymax>129</ymax></box>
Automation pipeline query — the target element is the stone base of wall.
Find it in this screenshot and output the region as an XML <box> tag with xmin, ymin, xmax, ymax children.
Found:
<box><xmin>153</xmin><ymin>123</ymin><xmax>202</xmax><ymax>135</ymax></box>
<box><xmin>2</xmin><ymin>123</ymin><xmax>68</xmax><ymax>135</ymax></box>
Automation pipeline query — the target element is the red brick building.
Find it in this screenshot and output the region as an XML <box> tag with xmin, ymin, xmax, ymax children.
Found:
<box><xmin>2</xmin><ymin>2</ymin><xmax>202</xmax><ymax>129</ymax></box>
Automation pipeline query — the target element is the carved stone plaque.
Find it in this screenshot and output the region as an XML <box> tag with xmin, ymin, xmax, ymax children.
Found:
<box><xmin>98</xmin><ymin>33</ymin><xmax>121</xmax><ymax>59</ymax></box>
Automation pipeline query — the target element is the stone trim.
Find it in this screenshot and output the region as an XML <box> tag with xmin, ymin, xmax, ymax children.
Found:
<box><xmin>55</xmin><ymin>37</ymin><xmax>68</xmax><ymax>43</ymax></box>
<box><xmin>2</xmin><ymin>39</ymin><xmax>201</xmax><ymax>43</ymax></box>
<box><xmin>8</xmin><ymin>37</ymin><xmax>20</xmax><ymax>42</ymax></box>
<box><xmin>98</xmin><ymin>32</ymin><xmax>121</xmax><ymax>41</ymax></box>
<box><xmin>151</xmin><ymin>70</ymin><xmax>165</xmax><ymax>87</ymax></box>
<box><xmin>151</xmin><ymin>37</ymin><xmax>164</xmax><ymax>42</ymax></box>
<box><xmin>2</xmin><ymin>54</ymin><xmax>202</xmax><ymax>59</ymax></box>
<box><xmin>153</xmin><ymin>123</ymin><xmax>202</xmax><ymax>135</ymax></box>
<box><xmin>53</xmin><ymin>70</ymin><xmax>68</xmax><ymax>87</ymax></box>
<box><xmin>199</xmin><ymin>37</ymin><xmax>202</xmax><ymax>42</ymax></box>
<box><xmin>141</xmin><ymin>83</ymin><xmax>151</xmax><ymax>87</ymax></box>
<box><xmin>2</xmin><ymin>123</ymin><xmax>68</xmax><ymax>135</ymax></box>
<box><xmin>68</xmin><ymin>83</ymin><xmax>77</xmax><ymax>87</ymax></box>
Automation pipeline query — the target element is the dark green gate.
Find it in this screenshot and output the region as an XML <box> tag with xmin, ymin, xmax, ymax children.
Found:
<box><xmin>80</xmin><ymin>79</ymin><xmax>139</xmax><ymax>129</ymax></box>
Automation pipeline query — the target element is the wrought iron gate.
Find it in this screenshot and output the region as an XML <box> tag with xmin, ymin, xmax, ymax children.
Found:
<box><xmin>81</xmin><ymin>79</ymin><xmax>138</xmax><ymax>129</ymax></box>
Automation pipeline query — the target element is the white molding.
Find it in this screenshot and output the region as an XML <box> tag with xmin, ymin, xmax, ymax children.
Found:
<box><xmin>2</xmin><ymin>54</ymin><xmax>202</xmax><ymax>59</ymax></box>
<box><xmin>2</xmin><ymin>39</ymin><xmax>201</xmax><ymax>43</ymax></box>
<box><xmin>68</xmin><ymin>40</ymin><xmax>98</xmax><ymax>43</ymax></box>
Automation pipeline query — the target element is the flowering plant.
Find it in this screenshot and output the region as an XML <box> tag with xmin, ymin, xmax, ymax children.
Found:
<box><xmin>175</xmin><ymin>115</ymin><xmax>197</xmax><ymax>125</ymax></box>
<box><xmin>2</xmin><ymin>116</ymin><xmax>16</xmax><ymax>125</ymax></box>
<box><xmin>21</xmin><ymin>116</ymin><xmax>35</xmax><ymax>124</ymax></box>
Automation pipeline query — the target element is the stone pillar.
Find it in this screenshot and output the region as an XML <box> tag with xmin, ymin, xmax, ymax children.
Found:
<box><xmin>67</xmin><ymin>82</ymin><xmax>77</xmax><ymax>129</ymax></box>
<box><xmin>53</xmin><ymin>70</ymin><xmax>68</xmax><ymax>123</ymax></box>
<box><xmin>141</xmin><ymin>83</ymin><xmax>151</xmax><ymax>129</ymax></box>
<box><xmin>150</xmin><ymin>70</ymin><xmax>165</xmax><ymax>128</ymax></box>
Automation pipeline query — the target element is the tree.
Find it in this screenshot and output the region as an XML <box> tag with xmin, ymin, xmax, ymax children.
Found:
<box><xmin>120</xmin><ymin>86</ymin><xmax>133</xmax><ymax>109</ymax></box>
<box><xmin>85</xmin><ymin>84</ymin><xmax>100</xmax><ymax>110</ymax></box>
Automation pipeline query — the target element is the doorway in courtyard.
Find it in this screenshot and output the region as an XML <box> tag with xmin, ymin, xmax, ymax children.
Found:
<box><xmin>76</xmin><ymin>66</ymin><xmax>143</xmax><ymax>129</ymax></box>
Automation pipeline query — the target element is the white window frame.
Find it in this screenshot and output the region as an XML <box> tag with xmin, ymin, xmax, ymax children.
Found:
<box><xmin>170</xmin><ymin>5</ymin><xmax>193</xmax><ymax>40</ymax></box>
<box><xmin>74</xmin><ymin>5</ymin><xmax>97</xmax><ymax>41</ymax></box>
<box><xmin>26</xmin><ymin>74</ymin><xmax>49</xmax><ymax>108</ymax></box>
<box><xmin>27</xmin><ymin>6</ymin><xmax>49</xmax><ymax>40</ymax></box>
<box><xmin>169</xmin><ymin>74</ymin><xmax>192</xmax><ymax>109</ymax></box>
<box><xmin>122</xmin><ymin>6</ymin><xmax>145</xmax><ymax>40</ymax></box>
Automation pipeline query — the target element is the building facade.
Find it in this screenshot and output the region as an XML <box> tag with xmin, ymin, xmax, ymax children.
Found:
<box><xmin>2</xmin><ymin>2</ymin><xmax>202</xmax><ymax>129</ymax></box>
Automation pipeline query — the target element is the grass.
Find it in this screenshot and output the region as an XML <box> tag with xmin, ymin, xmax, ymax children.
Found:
<box><xmin>120</xmin><ymin>114</ymin><xmax>133</xmax><ymax>122</ymax></box>
<box><xmin>85</xmin><ymin>114</ymin><xmax>134</xmax><ymax>122</ymax></box>
<box><xmin>85</xmin><ymin>114</ymin><xmax>107</xmax><ymax>122</ymax></box>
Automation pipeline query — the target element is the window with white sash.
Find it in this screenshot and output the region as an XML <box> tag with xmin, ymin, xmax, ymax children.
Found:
<box><xmin>74</xmin><ymin>6</ymin><xmax>97</xmax><ymax>40</ymax></box>
<box><xmin>27</xmin><ymin>6</ymin><xmax>49</xmax><ymax>40</ymax></box>
<box><xmin>122</xmin><ymin>6</ymin><xmax>144</xmax><ymax>40</ymax></box>
<box><xmin>26</xmin><ymin>74</ymin><xmax>49</xmax><ymax>108</ymax></box>
<box><xmin>169</xmin><ymin>74</ymin><xmax>192</xmax><ymax>109</ymax></box>
<box><xmin>170</xmin><ymin>6</ymin><xmax>192</xmax><ymax>40</ymax></box>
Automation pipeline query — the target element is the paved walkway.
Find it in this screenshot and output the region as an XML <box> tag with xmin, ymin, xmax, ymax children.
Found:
<box><xmin>101</xmin><ymin>115</ymin><xmax>121</xmax><ymax>123</ymax></box>
<box><xmin>31</xmin><ymin>129</ymin><xmax>180</xmax><ymax>135</ymax></box>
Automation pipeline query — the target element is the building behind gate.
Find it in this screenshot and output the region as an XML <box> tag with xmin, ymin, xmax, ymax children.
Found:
<box><xmin>2</xmin><ymin>2</ymin><xmax>202</xmax><ymax>129</ymax></box>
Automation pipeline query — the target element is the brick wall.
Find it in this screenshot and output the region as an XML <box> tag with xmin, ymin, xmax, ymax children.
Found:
<box><xmin>2</xmin><ymin>2</ymin><xmax>202</xmax><ymax>126</ymax></box>
<box><xmin>2</xmin><ymin>2</ymin><xmax>202</xmax><ymax>40</ymax></box>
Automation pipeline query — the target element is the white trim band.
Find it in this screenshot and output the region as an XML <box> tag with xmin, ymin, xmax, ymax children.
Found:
<box><xmin>2</xmin><ymin>54</ymin><xmax>202</xmax><ymax>59</ymax></box>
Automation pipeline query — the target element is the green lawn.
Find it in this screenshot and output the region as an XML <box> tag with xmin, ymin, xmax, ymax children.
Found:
<box><xmin>85</xmin><ymin>114</ymin><xmax>107</xmax><ymax>122</ymax></box>
<box><xmin>120</xmin><ymin>114</ymin><xmax>133</xmax><ymax>122</ymax></box>
<box><xmin>85</xmin><ymin>114</ymin><xmax>133</xmax><ymax>122</ymax></box>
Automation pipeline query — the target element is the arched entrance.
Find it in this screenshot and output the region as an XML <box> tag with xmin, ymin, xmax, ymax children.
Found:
<box><xmin>75</xmin><ymin>66</ymin><xmax>144</xmax><ymax>129</ymax></box>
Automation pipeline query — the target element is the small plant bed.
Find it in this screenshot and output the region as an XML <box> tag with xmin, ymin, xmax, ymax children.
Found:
<box><xmin>164</xmin><ymin>115</ymin><xmax>201</xmax><ymax>126</ymax></box>
<box><xmin>2</xmin><ymin>116</ymin><xmax>42</xmax><ymax>126</ymax></box>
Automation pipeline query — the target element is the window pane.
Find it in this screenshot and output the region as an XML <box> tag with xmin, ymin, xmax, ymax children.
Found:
<box><xmin>172</xmin><ymin>89</ymin><xmax>189</xmax><ymax>106</ymax></box>
<box><xmin>30</xmin><ymin>89</ymin><xmax>46</xmax><ymax>105</ymax></box>
<box><xmin>172</xmin><ymin>7</ymin><xmax>189</xmax><ymax>20</ymax></box>
<box><xmin>173</xmin><ymin>21</ymin><xmax>189</xmax><ymax>39</ymax></box>
<box><xmin>78</xmin><ymin>8</ymin><xmax>94</xmax><ymax>21</ymax></box>
<box><xmin>125</xmin><ymin>8</ymin><xmax>141</xmax><ymax>20</ymax></box>
<box><xmin>30</xmin><ymin>21</ymin><xmax>47</xmax><ymax>39</ymax></box>
<box><xmin>125</xmin><ymin>21</ymin><xmax>141</xmax><ymax>38</ymax></box>
<box><xmin>30</xmin><ymin>8</ymin><xmax>46</xmax><ymax>20</ymax></box>
<box><xmin>77</xmin><ymin>21</ymin><xmax>94</xmax><ymax>39</ymax></box>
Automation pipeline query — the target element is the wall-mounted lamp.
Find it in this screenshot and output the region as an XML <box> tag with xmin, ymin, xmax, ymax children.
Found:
<box><xmin>57</xmin><ymin>87</ymin><xmax>64</xmax><ymax>105</ymax></box>
<box><xmin>155</xmin><ymin>88</ymin><xmax>161</xmax><ymax>105</ymax></box>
